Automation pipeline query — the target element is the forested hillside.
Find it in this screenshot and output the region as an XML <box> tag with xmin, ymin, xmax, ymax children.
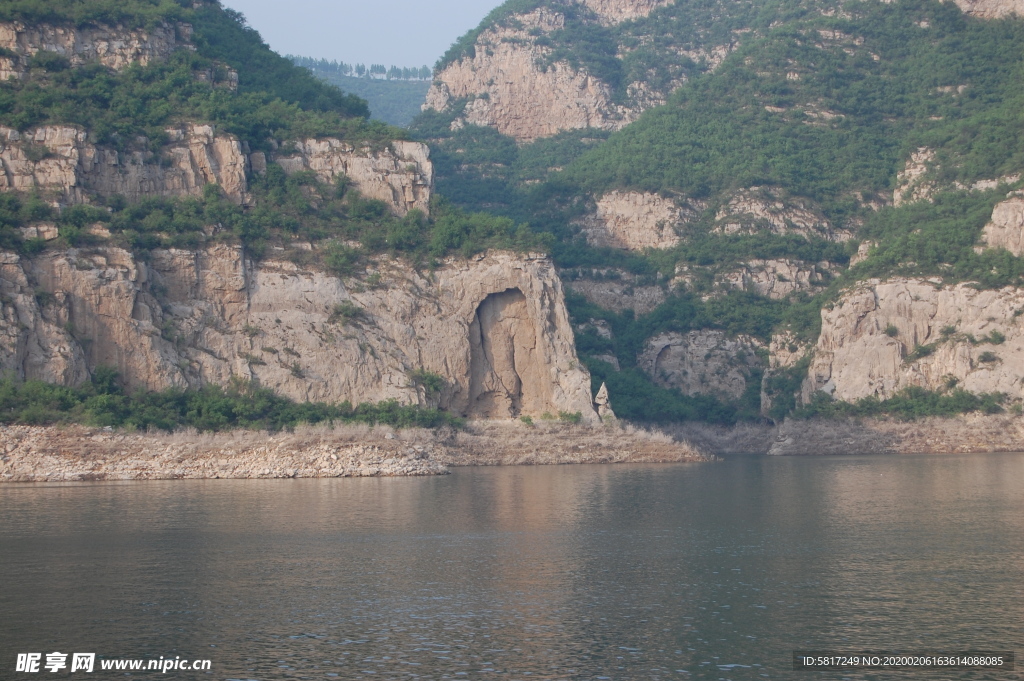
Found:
<box><xmin>413</xmin><ymin>0</ymin><xmax>1024</xmax><ymax>423</ymax></box>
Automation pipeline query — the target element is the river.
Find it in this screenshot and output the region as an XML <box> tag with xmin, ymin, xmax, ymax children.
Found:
<box><xmin>1</xmin><ymin>454</ymin><xmax>1022</xmax><ymax>680</ymax></box>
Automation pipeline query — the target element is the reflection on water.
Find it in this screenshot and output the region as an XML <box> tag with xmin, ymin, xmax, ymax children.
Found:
<box><xmin>1</xmin><ymin>455</ymin><xmax>1022</xmax><ymax>680</ymax></box>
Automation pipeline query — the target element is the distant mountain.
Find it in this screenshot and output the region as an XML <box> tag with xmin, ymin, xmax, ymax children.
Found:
<box><xmin>295</xmin><ymin>68</ymin><xmax>431</xmax><ymax>127</ymax></box>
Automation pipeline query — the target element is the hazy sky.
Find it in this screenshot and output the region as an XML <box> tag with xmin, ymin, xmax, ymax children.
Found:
<box><xmin>220</xmin><ymin>0</ymin><xmax>502</xmax><ymax>67</ymax></box>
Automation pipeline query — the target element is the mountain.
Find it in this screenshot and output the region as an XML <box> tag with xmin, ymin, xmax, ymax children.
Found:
<box><xmin>411</xmin><ymin>0</ymin><xmax>1024</xmax><ymax>424</ymax></box>
<box><xmin>0</xmin><ymin>0</ymin><xmax>598</xmax><ymax>428</ymax></box>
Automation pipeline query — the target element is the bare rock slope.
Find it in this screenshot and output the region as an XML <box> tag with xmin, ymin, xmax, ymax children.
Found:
<box><xmin>804</xmin><ymin>278</ymin><xmax>1024</xmax><ymax>402</ymax></box>
<box><xmin>424</xmin><ymin>5</ymin><xmax>656</xmax><ymax>142</ymax></box>
<box><xmin>0</xmin><ymin>245</ymin><xmax>598</xmax><ymax>422</ymax></box>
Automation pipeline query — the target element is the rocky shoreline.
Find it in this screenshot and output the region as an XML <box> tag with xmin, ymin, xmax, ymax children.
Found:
<box><xmin>0</xmin><ymin>421</ymin><xmax>712</xmax><ymax>483</ymax></box>
<box><xmin>5</xmin><ymin>413</ymin><xmax>1020</xmax><ymax>483</ymax></box>
<box><xmin>670</xmin><ymin>412</ymin><xmax>1024</xmax><ymax>455</ymax></box>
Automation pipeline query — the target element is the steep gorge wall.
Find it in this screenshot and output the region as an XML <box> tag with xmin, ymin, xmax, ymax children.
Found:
<box><xmin>0</xmin><ymin>245</ymin><xmax>597</xmax><ymax>421</ymax></box>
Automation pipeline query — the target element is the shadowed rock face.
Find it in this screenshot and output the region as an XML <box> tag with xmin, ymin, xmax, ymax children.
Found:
<box><xmin>469</xmin><ymin>289</ymin><xmax>551</xmax><ymax>418</ymax></box>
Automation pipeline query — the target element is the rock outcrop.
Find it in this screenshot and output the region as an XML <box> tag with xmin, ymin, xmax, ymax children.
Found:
<box><xmin>0</xmin><ymin>124</ymin><xmax>250</xmax><ymax>205</ymax></box>
<box><xmin>981</xmin><ymin>193</ymin><xmax>1024</xmax><ymax>256</ymax></box>
<box><xmin>893</xmin><ymin>147</ymin><xmax>937</xmax><ymax>207</ymax></box>
<box><xmin>720</xmin><ymin>259</ymin><xmax>834</xmax><ymax>299</ymax></box>
<box><xmin>0</xmin><ymin>21</ymin><xmax>188</xmax><ymax>80</ymax></box>
<box><xmin>804</xmin><ymin>277</ymin><xmax>1024</xmax><ymax>402</ymax></box>
<box><xmin>424</xmin><ymin>9</ymin><xmax>639</xmax><ymax>142</ymax></box>
<box><xmin>0</xmin><ymin>245</ymin><xmax>597</xmax><ymax>422</ymax></box>
<box><xmin>0</xmin><ymin>125</ymin><xmax>433</xmax><ymax>214</ymax></box>
<box><xmin>950</xmin><ymin>0</ymin><xmax>1024</xmax><ymax>18</ymax></box>
<box><xmin>564</xmin><ymin>268</ymin><xmax>667</xmax><ymax>314</ymax></box>
<box><xmin>639</xmin><ymin>330</ymin><xmax>763</xmax><ymax>400</ymax></box>
<box><xmin>579</xmin><ymin>0</ymin><xmax>671</xmax><ymax>24</ymax></box>
<box><xmin>713</xmin><ymin>186</ymin><xmax>850</xmax><ymax>241</ymax></box>
<box><xmin>577</xmin><ymin>191</ymin><xmax>699</xmax><ymax>249</ymax></box>
<box><xmin>274</xmin><ymin>139</ymin><xmax>432</xmax><ymax>216</ymax></box>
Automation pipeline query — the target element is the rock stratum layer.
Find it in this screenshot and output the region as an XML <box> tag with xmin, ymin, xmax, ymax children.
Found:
<box><xmin>0</xmin><ymin>245</ymin><xmax>599</xmax><ymax>422</ymax></box>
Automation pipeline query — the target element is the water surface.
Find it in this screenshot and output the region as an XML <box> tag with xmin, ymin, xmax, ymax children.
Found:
<box><xmin>1</xmin><ymin>454</ymin><xmax>1022</xmax><ymax>680</ymax></box>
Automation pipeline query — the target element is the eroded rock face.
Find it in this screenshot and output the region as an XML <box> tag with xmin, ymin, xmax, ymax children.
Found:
<box><xmin>982</xmin><ymin>194</ymin><xmax>1024</xmax><ymax>256</ymax></box>
<box><xmin>720</xmin><ymin>259</ymin><xmax>834</xmax><ymax>299</ymax></box>
<box><xmin>579</xmin><ymin>0</ymin><xmax>671</xmax><ymax>24</ymax></box>
<box><xmin>578</xmin><ymin>191</ymin><xmax>698</xmax><ymax>250</ymax></box>
<box><xmin>639</xmin><ymin>330</ymin><xmax>763</xmax><ymax>400</ymax></box>
<box><xmin>564</xmin><ymin>269</ymin><xmax>667</xmax><ymax>314</ymax></box>
<box><xmin>893</xmin><ymin>147</ymin><xmax>937</xmax><ymax>207</ymax></box>
<box><xmin>469</xmin><ymin>289</ymin><xmax>551</xmax><ymax>418</ymax></box>
<box><xmin>805</xmin><ymin>278</ymin><xmax>1024</xmax><ymax>402</ymax></box>
<box><xmin>274</xmin><ymin>140</ymin><xmax>432</xmax><ymax>216</ymax></box>
<box><xmin>0</xmin><ymin>124</ymin><xmax>250</xmax><ymax>205</ymax></box>
<box><xmin>424</xmin><ymin>9</ymin><xmax>639</xmax><ymax>142</ymax></box>
<box><xmin>713</xmin><ymin>187</ymin><xmax>850</xmax><ymax>241</ymax></box>
<box><xmin>0</xmin><ymin>21</ymin><xmax>188</xmax><ymax>80</ymax></box>
<box><xmin>0</xmin><ymin>125</ymin><xmax>432</xmax><ymax>215</ymax></box>
<box><xmin>950</xmin><ymin>0</ymin><xmax>1024</xmax><ymax>18</ymax></box>
<box><xmin>0</xmin><ymin>247</ymin><xmax>596</xmax><ymax>422</ymax></box>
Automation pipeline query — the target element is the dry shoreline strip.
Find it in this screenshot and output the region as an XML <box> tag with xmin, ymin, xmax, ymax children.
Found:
<box><xmin>0</xmin><ymin>421</ymin><xmax>711</xmax><ymax>483</ymax></box>
<box><xmin>5</xmin><ymin>412</ymin><xmax>1023</xmax><ymax>483</ymax></box>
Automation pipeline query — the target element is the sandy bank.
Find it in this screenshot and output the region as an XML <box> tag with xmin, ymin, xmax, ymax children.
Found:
<box><xmin>0</xmin><ymin>421</ymin><xmax>711</xmax><ymax>483</ymax></box>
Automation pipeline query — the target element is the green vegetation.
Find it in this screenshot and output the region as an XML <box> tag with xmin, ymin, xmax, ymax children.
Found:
<box><xmin>0</xmin><ymin>1</ymin><xmax>380</xmax><ymax>148</ymax></box>
<box><xmin>796</xmin><ymin>386</ymin><xmax>1006</xmax><ymax>420</ymax></box>
<box><xmin>0</xmin><ymin>369</ymin><xmax>461</xmax><ymax>432</ymax></box>
<box><xmin>0</xmin><ymin>171</ymin><xmax>550</xmax><ymax>262</ymax></box>
<box><xmin>0</xmin><ymin>0</ymin><xmax>194</xmax><ymax>28</ymax></box>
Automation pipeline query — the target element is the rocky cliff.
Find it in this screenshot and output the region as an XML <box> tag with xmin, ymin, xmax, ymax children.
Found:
<box><xmin>424</xmin><ymin>8</ymin><xmax>639</xmax><ymax>142</ymax></box>
<box><xmin>0</xmin><ymin>124</ymin><xmax>432</xmax><ymax>215</ymax></box>
<box><xmin>0</xmin><ymin>243</ymin><xmax>598</xmax><ymax>422</ymax></box>
<box><xmin>0</xmin><ymin>21</ymin><xmax>188</xmax><ymax>80</ymax></box>
<box><xmin>274</xmin><ymin>139</ymin><xmax>432</xmax><ymax>216</ymax></box>
<box><xmin>804</xmin><ymin>278</ymin><xmax>1024</xmax><ymax>402</ymax></box>
<box><xmin>951</xmin><ymin>0</ymin><xmax>1024</xmax><ymax>18</ymax></box>
<box><xmin>639</xmin><ymin>330</ymin><xmax>763</xmax><ymax>400</ymax></box>
<box><xmin>577</xmin><ymin>191</ymin><xmax>694</xmax><ymax>250</ymax></box>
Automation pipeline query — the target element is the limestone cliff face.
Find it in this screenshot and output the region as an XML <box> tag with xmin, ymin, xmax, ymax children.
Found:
<box><xmin>720</xmin><ymin>259</ymin><xmax>834</xmax><ymax>300</ymax></box>
<box><xmin>0</xmin><ymin>124</ymin><xmax>250</xmax><ymax>205</ymax></box>
<box><xmin>577</xmin><ymin>191</ymin><xmax>700</xmax><ymax>250</ymax></box>
<box><xmin>804</xmin><ymin>278</ymin><xmax>1024</xmax><ymax>402</ymax></box>
<box><xmin>982</xmin><ymin>193</ymin><xmax>1024</xmax><ymax>255</ymax></box>
<box><xmin>424</xmin><ymin>8</ymin><xmax>640</xmax><ymax>142</ymax></box>
<box><xmin>951</xmin><ymin>0</ymin><xmax>1024</xmax><ymax>18</ymax></box>
<box><xmin>0</xmin><ymin>245</ymin><xmax>597</xmax><ymax>422</ymax></box>
<box><xmin>712</xmin><ymin>186</ymin><xmax>850</xmax><ymax>241</ymax></box>
<box><xmin>274</xmin><ymin>140</ymin><xmax>433</xmax><ymax>216</ymax></box>
<box><xmin>0</xmin><ymin>21</ymin><xmax>188</xmax><ymax>80</ymax></box>
<box><xmin>563</xmin><ymin>268</ymin><xmax>667</xmax><ymax>314</ymax></box>
<box><xmin>639</xmin><ymin>330</ymin><xmax>763</xmax><ymax>400</ymax></box>
<box><xmin>579</xmin><ymin>0</ymin><xmax>671</xmax><ymax>24</ymax></box>
<box><xmin>0</xmin><ymin>124</ymin><xmax>433</xmax><ymax>215</ymax></box>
